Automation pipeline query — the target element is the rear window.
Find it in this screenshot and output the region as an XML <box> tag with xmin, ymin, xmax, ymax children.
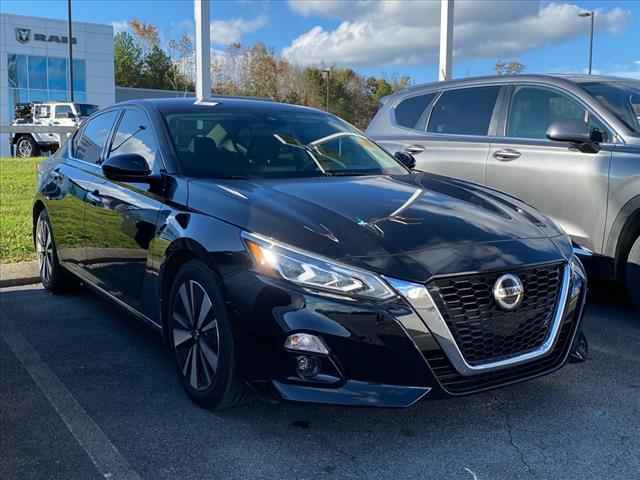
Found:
<box><xmin>395</xmin><ymin>93</ymin><xmax>437</xmax><ymax>130</ymax></box>
<box><xmin>427</xmin><ymin>86</ymin><xmax>500</xmax><ymax>136</ymax></box>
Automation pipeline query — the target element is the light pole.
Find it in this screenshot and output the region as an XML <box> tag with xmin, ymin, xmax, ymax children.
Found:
<box><xmin>67</xmin><ymin>0</ymin><xmax>74</xmax><ymax>101</ymax></box>
<box><xmin>322</xmin><ymin>68</ymin><xmax>331</xmax><ymax>112</ymax></box>
<box><xmin>579</xmin><ymin>11</ymin><xmax>594</xmax><ymax>75</ymax></box>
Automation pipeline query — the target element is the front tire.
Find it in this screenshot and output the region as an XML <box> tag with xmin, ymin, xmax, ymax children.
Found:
<box><xmin>35</xmin><ymin>210</ymin><xmax>72</xmax><ymax>292</ymax></box>
<box><xmin>625</xmin><ymin>235</ymin><xmax>640</xmax><ymax>309</ymax></box>
<box><xmin>15</xmin><ymin>136</ymin><xmax>39</xmax><ymax>158</ymax></box>
<box><xmin>168</xmin><ymin>260</ymin><xmax>246</xmax><ymax>410</ymax></box>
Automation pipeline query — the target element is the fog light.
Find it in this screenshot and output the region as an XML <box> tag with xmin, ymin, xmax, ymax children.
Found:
<box><xmin>296</xmin><ymin>355</ymin><xmax>320</xmax><ymax>379</ymax></box>
<box><xmin>284</xmin><ymin>333</ymin><xmax>328</xmax><ymax>354</ymax></box>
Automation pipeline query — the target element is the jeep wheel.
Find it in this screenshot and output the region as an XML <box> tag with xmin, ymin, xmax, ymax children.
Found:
<box><xmin>625</xmin><ymin>235</ymin><xmax>640</xmax><ymax>310</ymax></box>
<box><xmin>16</xmin><ymin>136</ymin><xmax>40</xmax><ymax>158</ymax></box>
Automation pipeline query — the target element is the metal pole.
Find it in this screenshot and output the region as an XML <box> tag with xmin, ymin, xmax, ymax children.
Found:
<box><xmin>194</xmin><ymin>0</ymin><xmax>211</xmax><ymax>100</ymax></box>
<box><xmin>438</xmin><ymin>0</ymin><xmax>454</xmax><ymax>81</ymax></box>
<box><xmin>67</xmin><ymin>0</ymin><xmax>74</xmax><ymax>102</ymax></box>
<box><xmin>588</xmin><ymin>12</ymin><xmax>594</xmax><ymax>75</ymax></box>
<box><xmin>323</xmin><ymin>69</ymin><xmax>330</xmax><ymax>112</ymax></box>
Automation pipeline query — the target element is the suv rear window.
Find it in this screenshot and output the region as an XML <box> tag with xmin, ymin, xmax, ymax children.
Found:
<box><xmin>395</xmin><ymin>93</ymin><xmax>437</xmax><ymax>130</ymax></box>
<box><xmin>427</xmin><ymin>86</ymin><xmax>500</xmax><ymax>136</ymax></box>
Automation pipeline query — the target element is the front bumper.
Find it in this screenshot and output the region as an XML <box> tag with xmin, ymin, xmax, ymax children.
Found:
<box><xmin>226</xmin><ymin>261</ymin><xmax>587</xmax><ymax>408</ymax></box>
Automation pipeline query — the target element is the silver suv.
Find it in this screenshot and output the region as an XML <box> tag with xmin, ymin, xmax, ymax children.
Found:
<box><xmin>367</xmin><ymin>74</ymin><xmax>640</xmax><ymax>307</ymax></box>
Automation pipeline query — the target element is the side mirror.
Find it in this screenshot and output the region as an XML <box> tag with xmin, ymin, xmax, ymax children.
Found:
<box><xmin>546</xmin><ymin>119</ymin><xmax>600</xmax><ymax>153</ymax></box>
<box><xmin>67</xmin><ymin>112</ymin><xmax>77</xmax><ymax>119</ymax></box>
<box><xmin>102</xmin><ymin>153</ymin><xmax>152</xmax><ymax>182</ymax></box>
<box><xmin>394</xmin><ymin>151</ymin><xmax>416</xmax><ymax>170</ymax></box>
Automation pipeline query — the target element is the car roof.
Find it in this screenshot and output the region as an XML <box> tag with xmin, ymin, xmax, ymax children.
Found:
<box><xmin>115</xmin><ymin>96</ymin><xmax>326</xmax><ymax>116</ymax></box>
<box><xmin>394</xmin><ymin>73</ymin><xmax>639</xmax><ymax>96</ymax></box>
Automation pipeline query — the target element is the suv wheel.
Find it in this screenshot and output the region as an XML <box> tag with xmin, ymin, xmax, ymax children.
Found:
<box><xmin>168</xmin><ymin>260</ymin><xmax>246</xmax><ymax>410</ymax></box>
<box><xmin>625</xmin><ymin>235</ymin><xmax>640</xmax><ymax>309</ymax></box>
<box><xmin>16</xmin><ymin>136</ymin><xmax>39</xmax><ymax>158</ymax></box>
<box><xmin>35</xmin><ymin>210</ymin><xmax>73</xmax><ymax>292</ymax></box>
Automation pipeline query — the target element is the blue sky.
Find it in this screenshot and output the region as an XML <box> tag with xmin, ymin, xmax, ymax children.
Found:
<box><xmin>2</xmin><ymin>0</ymin><xmax>639</xmax><ymax>84</ymax></box>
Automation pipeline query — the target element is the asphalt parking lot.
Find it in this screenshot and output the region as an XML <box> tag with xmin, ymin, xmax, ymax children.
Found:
<box><xmin>1</xmin><ymin>283</ymin><xmax>638</xmax><ymax>480</ymax></box>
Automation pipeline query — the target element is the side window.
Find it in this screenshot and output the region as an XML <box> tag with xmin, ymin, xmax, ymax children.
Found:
<box><xmin>74</xmin><ymin>111</ymin><xmax>118</xmax><ymax>164</ymax></box>
<box><xmin>34</xmin><ymin>105</ymin><xmax>51</xmax><ymax>119</ymax></box>
<box><xmin>109</xmin><ymin>109</ymin><xmax>158</xmax><ymax>168</ymax></box>
<box><xmin>395</xmin><ymin>92</ymin><xmax>437</xmax><ymax>130</ymax></box>
<box><xmin>427</xmin><ymin>86</ymin><xmax>500</xmax><ymax>136</ymax></box>
<box><xmin>55</xmin><ymin>105</ymin><xmax>72</xmax><ymax>119</ymax></box>
<box><xmin>507</xmin><ymin>87</ymin><xmax>610</xmax><ymax>142</ymax></box>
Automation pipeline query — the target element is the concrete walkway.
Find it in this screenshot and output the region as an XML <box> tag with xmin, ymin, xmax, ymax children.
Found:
<box><xmin>0</xmin><ymin>261</ymin><xmax>39</xmax><ymax>288</ymax></box>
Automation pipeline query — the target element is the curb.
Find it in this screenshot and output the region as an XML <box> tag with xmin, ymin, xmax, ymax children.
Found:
<box><xmin>0</xmin><ymin>261</ymin><xmax>40</xmax><ymax>288</ymax></box>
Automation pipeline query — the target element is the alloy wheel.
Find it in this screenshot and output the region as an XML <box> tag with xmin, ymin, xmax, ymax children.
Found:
<box><xmin>172</xmin><ymin>280</ymin><xmax>220</xmax><ymax>391</ymax></box>
<box><xmin>17</xmin><ymin>138</ymin><xmax>33</xmax><ymax>157</ymax></box>
<box><xmin>36</xmin><ymin>216</ymin><xmax>54</xmax><ymax>283</ymax></box>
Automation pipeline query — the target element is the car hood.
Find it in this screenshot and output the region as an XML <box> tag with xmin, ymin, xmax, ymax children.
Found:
<box><xmin>188</xmin><ymin>173</ymin><xmax>571</xmax><ymax>282</ymax></box>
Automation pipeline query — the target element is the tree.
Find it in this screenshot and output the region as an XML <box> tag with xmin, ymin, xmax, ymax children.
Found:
<box><xmin>495</xmin><ymin>61</ymin><xmax>525</xmax><ymax>75</ymax></box>
<box><xmin>168</xmin><ymin>33</ymin><xmax>194</xmax><ymax>85</ymax></box>
<box><xmin>113</xmin><ymin>29</ymin><xmax>412</xmax><ymax>126</ymax></box>
<box><xmin>142</xmin><ymin>45</ymin><xmax>191</xmax><ymax>91</ymax></box>
<box><xmin>113</xmin><ymin>32</ymin><xmax>144</xmax><ymax>88</ymax></box>
<box><xmin>129</xmin><ymin>19</ymin><xmax>160</xmax><ymax>53</ymax></box>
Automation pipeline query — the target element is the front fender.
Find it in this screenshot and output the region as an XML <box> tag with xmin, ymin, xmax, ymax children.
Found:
<box><xmin>146</xmin><ymin>210</ymin><xmax>248</xmax><ymax>330</ymax></box>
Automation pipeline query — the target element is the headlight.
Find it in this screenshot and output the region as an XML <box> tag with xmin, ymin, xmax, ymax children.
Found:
<box><xmin>570</xmin><ymin>255</ymin><xmax>587</xmax><ymax>300</ymax></box>
<box><xmin>242</xmin><ymin>231</ymin><xmax>396</xmax><ymax>300</ymax></box>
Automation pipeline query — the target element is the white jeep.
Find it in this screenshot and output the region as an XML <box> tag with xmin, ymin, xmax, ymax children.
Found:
<box><xmin>11</xmin><ymin>102</ymin><xmax>98</xmax><ymax>157</ymax></box>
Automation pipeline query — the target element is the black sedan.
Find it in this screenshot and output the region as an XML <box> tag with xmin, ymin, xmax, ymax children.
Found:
<box><xmin>33</xmin><ymin>97</ymin><xmax>587</xmax><ymax>409</ymax></box>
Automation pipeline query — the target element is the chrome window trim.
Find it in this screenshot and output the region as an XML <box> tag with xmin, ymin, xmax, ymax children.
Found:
<box><xmin>385</xmin><ymin>263</ymin><xmax>571</xmax><ymax>376</ymax></box>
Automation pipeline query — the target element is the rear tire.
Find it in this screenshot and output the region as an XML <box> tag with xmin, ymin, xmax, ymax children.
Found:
<box><xmin>35</xmin><ymin>210</ymin><xmax>73</xmax><ymax>293</ymax></box>
<box><xmin>625</xmin><ymin>235</ymin><xmax>640</xmax><ymax>310</ymax></box>
<box><xmin>15</xmin><ymin>136</ymin><xmax>39</xmax><ymax>158</ymax></box>
<box><xmin>168</xmin><ymin>260</ymin><xmax>246</xmax><ymax>410</ymax></box>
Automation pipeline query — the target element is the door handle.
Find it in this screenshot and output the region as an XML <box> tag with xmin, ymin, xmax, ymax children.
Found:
<box><xmin>493</xmin><ymin>149</ymin><xmax>521</xmax><ymax>161</ymax></box>
<box><xmin>405</xmin><ymin>144</ymin><xmax>425</xmax><ymax>155</ymax></box>
<box><xmin>86</xmin><ymin>190</ymin><xmax>103</xmax><ymax>206</ymax></box>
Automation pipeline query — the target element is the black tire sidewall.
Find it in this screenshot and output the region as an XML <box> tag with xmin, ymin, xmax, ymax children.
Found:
<box><xmin>37</xmin><ymin>210</ymin><xmax>63</xmax><ymax>291</ymax></box>
<box><xmin>17</xmin><ymin>136</ymin><xmax>38</xmax><ymax>158</ymax></box>
<box><xmin>625</xmin><ymin>236</ymin><xmax>640</xmax><ymax>309</ymax></box>
<box><xmin>168</xmin><ymin>260</ymin><xmax>238</xmax><ymax>408</ymax></box>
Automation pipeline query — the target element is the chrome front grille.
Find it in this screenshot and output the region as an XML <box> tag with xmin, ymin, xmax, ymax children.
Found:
<box><xmin>426</xmin><ymin>263</ymin><xmax>564</xmax><ymax>365</ymax></box>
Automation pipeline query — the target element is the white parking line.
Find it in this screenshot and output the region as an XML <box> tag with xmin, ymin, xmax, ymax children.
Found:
<box><xmin>1</xmin><ymin>321</ymin><xmax>142</xmax><ymax>480</ymax></box>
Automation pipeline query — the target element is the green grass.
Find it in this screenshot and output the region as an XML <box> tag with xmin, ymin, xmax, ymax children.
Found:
<box><xmin>0</xmin><ymin>156</ymin><xmax>141</xmax><ymax>264</ymax></box>
<box><xmin>0</xmin><ymin>157</ymin><xmax>43</xmax><ymax>263</ymax></box>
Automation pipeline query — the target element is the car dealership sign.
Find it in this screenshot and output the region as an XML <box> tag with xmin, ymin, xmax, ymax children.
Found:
<box><xmin>15</xmin><ymin>28</ymin><xmax>77</xmax><ymax>45</ymax></box>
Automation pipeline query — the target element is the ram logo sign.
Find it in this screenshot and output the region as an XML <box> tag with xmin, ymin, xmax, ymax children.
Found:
<box><xmin>14</xmin><ymin>28</ymin><xmax>77</xmax><ymax>45</ymax></box>
<box><xmin>15</xmin><ymin>28</ymin><xmax>31</xmax><ymax>44</ymax></box>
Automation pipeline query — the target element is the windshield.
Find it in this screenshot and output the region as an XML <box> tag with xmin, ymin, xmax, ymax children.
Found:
<box><xmin>75</xmin><ymin>104</ymin><xmax>99</xmax><ymax>117</ymax></box>
<box><xmin>581</xmin><ymin>81</ymin><xmax>640</xmax><ymax>134</ymax></box>
<box><xmin>164</xmin><ymin>110</ymin><xmax>407</xmax><ymax>178</ymax></box>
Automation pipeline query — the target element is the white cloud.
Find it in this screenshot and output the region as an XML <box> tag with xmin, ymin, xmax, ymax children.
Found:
<box><xmin>604</xmin><ymin>63</ymin><xmax>640</xmax><ymax>80</ymax></box>
<box><xmin>283</xmin><ymin>1</ymin><xmax>631</xmax><ymax>67</ymax></box>
<box><xmin>111</xmin><ymin>20</ymin><xmax>130</xmax><ymax>34</ymax></box>
<box><xmin>211</xmin><ymin>16</ymin><xmax>267</xmax><ymax>45</ymax></box>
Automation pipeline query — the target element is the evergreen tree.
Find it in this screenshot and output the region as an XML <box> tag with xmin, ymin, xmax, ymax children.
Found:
<box><xmin>113</xmin><ymin>32</ymin><xmax>144</xmax><ymax>88</ymax></box>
